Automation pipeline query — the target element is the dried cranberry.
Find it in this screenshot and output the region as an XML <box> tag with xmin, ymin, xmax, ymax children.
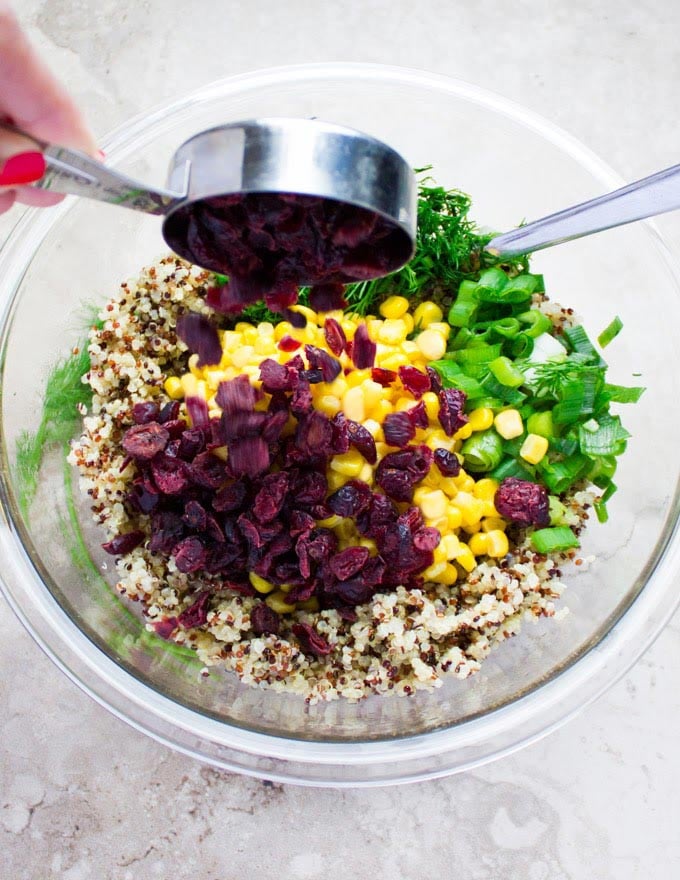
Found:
<box><xmin>300</xmin><ymin>368</ymin><xmax>324</xmax><ymax>384</ymax></box>
<box><xmin>238</xmin><ymin>513</ymin><xmax>267</xmax><ymax>550</ymax></box>
<box><xmin>284</xmin><ymin>308</ymin><xmax>307</xmax><ymax>329</ymax></box>
<box><xmin>426</xmin><ymin>366</ymin><xmax>443</xmax><ymax>394</ymax></box>
<box><xmin>438</xmin><ymin>388</ymin><xmax>468</xmax><ymax>437</ymax></box>
<box><xmin>188</xmin><ymin>451</ymin><xmax>226</xmax><ymax>489</ymax></box>
<box><xmin>177</xmin><ymin>591</ymin><xmax>211</xmax><ymax>628</ymax></box>
<box><xmin>413</xmin><ymin>527</ymin><xmax>440</xmax><ymax>552</ymax></box>
<box><xmin>176</xmin><ymin>312</ymin><xmax>222</xmax><ymax>366</ymax></box>
<box><xmin>250</xmin><ymin>602</ymin><xmax>281</xmax><ymax>636</ymax></box>
<box><xmin>371</xmin><ymin>367</ymin><xmax>397</xmax><ymax>387</ymax></box>
<box><xmin>295</xmin><ymin>410</ymin><xmax>333</xmax><ymax>458</ymax></box>
<box><xmin>178</xmin><ymin>428</ymin><xmax>206</xmax><ymax>460</ymax></box>
<box><xmin>228</xmin><ymin>437</ymin><xmax>270</xmax><ymax>478</ymax></box>
<box><xmin>351</xmin><ymin>323</ymin><xmax>376</xmax><ymax>369</ymax></box>
<box><xmin>495</xmin><ymin>478</ymin><xmax>550</xmax><ymax>528</ymax></box>
<box><xmin>149</xmin><ymin>510</ymin><xmax>185</xmax><ymax>554</ymax></box>
<box><xmin>408</xmin><ymin>400</ymin><xmax>429</xmax><ymax>430</ymax></box>
<box><xmin>329</xmin><ymin>578</ymin><xmax>375</xmax><ymax>606</ymax></box>
<box><xmin>292</xmin><ymin>622</ymin><xmax>332</xmax><ymax>656</ymax></box>
<box><xmin>383</xmin><ymin>412</ymin><xmax>416</xmax><ymax>448</ymax></box>
<box><xmin>324</xmin><ymin>317</ymin><xmax>346</xmax><ymax>356</ymax></box>
<box><xmin>205</xmin><ymin>513</ymin><xmax>225</xmax><ymax>543</ymax></box>
<box><xmin>172</xmin><ymin>536</ymin><xmax>207</xmax><ymax>573</ymax></box>
<box><xmin>132</xmin><ymin>401</ymin><xmax>160</xmax><ymax>425</ymax></box>
<box><xmin>329</xmin><ymin>546</ymin><xmax>369</xmax><ymax>580</ymax></box>
<box><xmin>151</xmin><ymin>454</ymin><xmax>190</xmax><ymax>495</ymax></box>
<box><xmin>253</xmin><ymin>472</ymin><xmax>290</xmax><ymax>523</ymax></box>
<box><xmin>259</xmin><ymin>358</ymin><xmax>296</xmax><ymax>392</ymax></box>
<box><xmin>183</xmin><ymin>499</ymin><xmax>207</xmax><ymax>531</ymax></box>
<box><xmin>127</xmin><ymin>480</ymin><xmax>160</xmax><ymax>514</ymax></box>
<box><xmin>158</xmin><ymin>400</ymin><xmax>181</xmax><ymax>423</ymax></box>
<box><xmin>290</xmin><ymin>510</ymin><xmax>315</xmax><ymax>536</ymax></box>
<box><xmin>327</xmin><ymin>480</ymin><xmax>372</xmax><ymax>518</ymax></box>
<box><xmin>309</xmin><ymin>282</ymin><xmax>347</xmax><ymax>312</ymax></box>
<box><xmin>122</xmin><ymin>422</ymin><xmax>169</xmax><ymax>460</ymax></box>
<box><xmin>102</xmin><ymin>530</ymin><xmax>145</xmax><ymax>556</ymax></box>
<box><xmin>305</xmin><ymin>345</ymin><xmax>341</xmax><ymax>383</ymax></box>
<box><xmin>290</xmin><ymin>379</ymin><xmax>313</xmax><ymax>416</ymax></box>
<box><xmin>330</xmin><ymin>412</ymin><xmax>350</xmax><ymax>454</ymax></box>
<box><xmin>151</xmin><ymin>617</ymin><xmax>178</xmax><ymax>640</ymax></box>
<box><xmin>305</xmin><ymin>529</ymin><xmax>337</xmax><ymax>562</ymax></box>
<box><xmin>212</xmin><ymin>480</ymin><xmax>248</xmax><ymax>512</ymax></box>
<box><xmin>398</xmin><ymin>365</ymin><xmax>431</xmax><ymax>398</ymax></box>
<box><xmin>215</xmin><ymin>374</ymin><xmax>259</xmax><ymax>415</ymax></box>
<box><xmin>278</xmin><ymin>335</ymin><xmax>302</xmax><ymax>352</ymax></box>
<box><xmin>346</xmin><ymin>419</ymin><xmax>377</xmax><ymax>464</ymax></box>
<box><xmin>289</xmin><ymin>470</ymin><xmax>327</xmax><ymax>506</ymax></box>
<box><xmin>375</xmin><ymin>446</ymin><xmax>433</xmax><ymax>502</ymax></box>
<box><xmin>434</xmin><ymin>448</ymin><xmax>461</xmax><ymax>476</ymax></box>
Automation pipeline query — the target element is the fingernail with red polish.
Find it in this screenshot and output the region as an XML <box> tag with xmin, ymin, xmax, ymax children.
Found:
<box><xmin>0</xmin><ymin>151</ymin><xmax>46</xmax><ymax>186</ymax></box>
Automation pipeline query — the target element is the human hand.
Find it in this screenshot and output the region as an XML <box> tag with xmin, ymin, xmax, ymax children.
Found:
<box><xmin>0</xmin><ymin>4</ymin><xmax>97</xmax><ymax>214</ymax></box>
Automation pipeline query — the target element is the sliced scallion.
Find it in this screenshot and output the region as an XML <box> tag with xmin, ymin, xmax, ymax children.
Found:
<box><xmin>597</xmin><ymin>316</ymin><xmax>623</xmax><ymax>348</ymax></box>
<box><xmin>531</xmin><ymin>526</ymin><xmax>580</xmax><ymax>553</ymax></box>
<box><xmin>461</xmin><ymin>429</ymin><xmax>504</xmax><ymax>472</ymax></box>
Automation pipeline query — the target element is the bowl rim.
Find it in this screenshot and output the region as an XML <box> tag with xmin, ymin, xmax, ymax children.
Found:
<box><xmin>2</xmin><ymin>61</ymin><xmax>680</xmax><ymax>786</ymax></box>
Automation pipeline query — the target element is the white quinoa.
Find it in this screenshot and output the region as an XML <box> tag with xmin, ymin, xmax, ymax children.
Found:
<box><xmin>68</xmin><ymin>255</ymin><xmax>594</xmax><ymax>703</ymax></box>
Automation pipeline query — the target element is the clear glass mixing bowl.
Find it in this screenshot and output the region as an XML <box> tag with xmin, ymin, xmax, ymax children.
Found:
<box><xmin>1</xmin><ymin>64</ymin><xmax>679</xmax><ymax>787</ymax></box>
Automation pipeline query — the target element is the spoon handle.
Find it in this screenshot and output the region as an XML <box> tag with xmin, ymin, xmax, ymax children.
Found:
<box><xmin>486</xmin><ymin>161</ymin><xmax>680</xmax><ymax>257</ymax></box>
<box><xmin>0</xmin><ymin>121</ymin><xmax>186</xmax><ymax>215</ymax></box>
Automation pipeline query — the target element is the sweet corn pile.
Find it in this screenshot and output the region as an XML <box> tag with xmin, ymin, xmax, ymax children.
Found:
<box><xmin>164</xmin><ymin>296</ymin><xmax>513</xmax><ymax>608</ymax></box>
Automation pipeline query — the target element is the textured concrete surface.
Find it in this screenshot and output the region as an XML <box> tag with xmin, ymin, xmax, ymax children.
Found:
<box><xmin>1</xmin><ymin>1</ymin><xmax>680</xmax><ymax>877</ymax></box>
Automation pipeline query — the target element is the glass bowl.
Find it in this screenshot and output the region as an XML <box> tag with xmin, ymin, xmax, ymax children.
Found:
<box><xmin>1</xmin><ymin>64</ymin><xmax>679</xmax><ymax>787</ymax></box>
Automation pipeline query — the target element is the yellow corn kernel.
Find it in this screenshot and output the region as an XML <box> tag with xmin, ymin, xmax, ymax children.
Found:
<box><xmin>317</xmin><ymin>514</ymin><xmax>342</xmax><ymax>528</ymax></box>
<box><xmin>425</xmin><ymin>429</ymin><xmax>456</xmax><ymax>453</ymax></box>
<box><xmin>335</xmin><ymin>518</ymin><xmax>357</xmax><ymax>541</ymax></box>
<box><xmin>415</xmin><ymin>328</ymin><xmax>447</xmax><ymax>361</ymax></box>
<box><xmin>437</xmin><ymin>476</ymin><xmax>458</xmax><ymax>497</ymax></box>
<box><xmin>249</xmin><ymin>572</ymin><xmax>276</xmax><ymax>594</ymax></box>
<box><xmin>463</xmin><ymin>521</ymin><xmax>482</xmax><ymax>535</ymax></box>
<box><xmin>416</xmin><ymin>488</ymin><xmax>448</xmax><ymax>520</ymax></box>
<box><xmin>345</xmin><ymin>368</ymin><xmax>370</xmax><ymax>388</ymax></box>
<box><xmin>468</xmin><ymin>407</ymin><xmax>494</xmax><ymax>432</ymax></box>
<box><xmin>265</xmin><ymin>591</ymin><xmax>297</xmax><ymax>614</ymax></box>
<box><xmin>328</xmin><ymin>376</ymin><xmax>349</xmax><ymax>399</ymax></box>
<box><xmin>468</xmin><ymin>532</ymin><xmax>489</xmax><ymax>556</ymax></box>
<box><xmin>395</xmin><ymin>396</ymin><xmax>418</xmax><ymax>413</ymax></box>
<box><xmin>456</xmin><ymin>544</ymin><xmax>477</xmax><ymax>572</ymax></box>
<box><xmin>180</xmin><ymin>373</ymin><xmax>199</xmax><ymax>398</ymax></box>
<box><xmin>359</xmin><ymin>537</ymin><xmax>377</xmax><ymax>552</ymax></box>
<box><xmin>279</xmin><ymin>583</ymin><xmax>293</xmax><ymax>594</ymax></box>
<box><xmin>164</xmin><ymin>376</ymin><xmax>184</xmax><ymax>399</ymax></box>
<box><xmin>494</xmin><ymin>408</ymin><xmax>524</xmax><ymax>439</ymax></box>
<box><xmin>234</xmin><ymin>321</ymin><xmax>253</xmax><ymax>335</ymax></box>
<box><xmin>421</xmin><ymin>468</ymin><xmax>442</xmax><ymax>489</ymax></box>
<box><xmin>413</xmin><ymin>301</ymin><xmax>443</xmax><ymax>328</ymax></box>
<box><xmin>290</xmin><ymin>304</ymin><xmax>318</xmax><ymax>323</ymax></box>
<box><xmin>362</xmin><ymin>379</ymin><xmax>384</xmax><ymax>411</ymax></box>
<box><xmin>342</xmin><ymin>386</ymin><xmax>366</xmax><ymax>422</ymax></box>
<box><xmin>330</xmin><ymin>448</ymin><xmax>364</xmax><ymax>477</ymax></box>
<box><xmin>425</xmin><ymin>515</ymin><xmax>449</xmax><ymax>532</ymax></box>
<box><xmin>379</xmin><ymin>352</ymin><xmax>410</xmax><ymax>371</ymax></box>
<box><xmin>446</xmin><ymin>506</ymin><xmax>463</xmax><ymax>530</ymax></box>
<box><xmin>211</xmin><ymin>445</ymin><xmax>228</xmax><ymax>461</ymax></box>
<box><xmin>254</xmin><ymin>336</ymin><xmax>276</xmax><ymax>356</ymax></box>
<box><xmin>230</xmin><ymin>345</ymin><xmax>254</xmax><ymax>368</ymax></box>
<box><xmin>378</xmin><ymin>319</ymin><xmax>408</xmax><ymax>345</ymax></box>
<box><xmin>422</xmin><ymin>391</ymin><xmax>440</xmax><ymax>421</ymax></box>
<box><xmin>274</xmin><ymin>321</ymin><xmax>293</xmax><ymax>341</ymax></box>
<box><xmin>452</xmin><ymin>491</ymin><xmax>485</xmax><ymax>527</ymax></box>
<box><xmin>472</xmin><ymin>478</ymin><xmax>499</xmax><ymax>501</ymax></box>
<box><xmin>298</xmin><ymin>597</ymin><xmax>320</xmax><ymax>613</ymax></box>
<box><xmin>427</xmin><ymin>322</ymin><xmax>452</xmax><ymax>340</ymax></box>
<box><xmin>440</xmin><ymin>533</ymin><xmax>461</xmax><ymax>560</ymax></box>
<box><xmin>482</xmin><ymin>516</ymin><xmax>507</xmax><ymax>533</ymax></box>
<box><xmin>373</xmin><ymin>399</ymin><xmax>394</xmax><ymax>421</ymax></box>
<box><xmin>317</xmin><ymin>394</ymin><xmax>342</xmax><ymax>417</ymax></box>
<box><xmin>358</xmin><ymin>462</ymin><xmax>375</xmax><ymax>485</ymax></box>
<box><xmin>439</xmin><ymin>564</ymin><xmax>460</xmax><ymax>585</ymax></box>
<box><xmin>432</xmin><ymin>542</ymin><xmax>448</xmax><ymax>565</ymax></box>
<box><xmin>340</xmin><ymin>318</ymin><xmax>358</xmax><ymax>339</ymax></box>
<box><xmin>375</xmin><ymin>441</ymin><xmax>392</xmax><ymax>460</ymax></box>
<box><xmin>485</xmin><ymin>529</ymin><xmax>510</xmax><ymax>558</ymax></box>
<box><xmin>455</xmin><ymin>471</ymin><xmax>476</xmax><ymax>492</ymax></box>
<box><xmin>453</xmin><ymin>423</ymin><xmax>473</xmax><ymax>441</ymax></box>
<box><xmin>481</xmin><ymin>500</ymin><xmax>500</xmax><ymax>518</ymax></box>
<box><xmin>327</xmin><ymin>470</ymin><xmax>348</xmax><ymax>491</ymax></box>
<box><xmin>242</xmin><ymin>365</ymin><xmax>263</xmax><ymax>381</ymax></box>
<box><xmin>363</xmin><ymin>419</ymin><xmax>383</xmax><ymax>440</ymax></box>
<box><xmin>241</xmin><ymin>326</ymin><xmax>259</xmax><ymax>345</ymax></box>
<box><xmin>520</xmin><ymin>433</ymin><xmax>549</xmax><ymax>465</ymax></box>
<box><xmin>379</xmin><ymin>295</ymin><xmax>410</xmax><ymax>319</ymax></box>
<box><xmin>423</xmin><ymin>561</ymin><xmax>448</xmax><ymax>581</ymax></box>
<box><xmin>187</xmin><ymin>353</ymin><xmax>203</xmax><ymax>379</ymax></box>
<box><xmin>402</xmin><ymin>313</ymin><xmax>414</xmax><ymax>334</ymax></box>
<box><xmin>401</xmin><ymin>339</ymin><xmax>420</xmax><ymax>357</ymax></box>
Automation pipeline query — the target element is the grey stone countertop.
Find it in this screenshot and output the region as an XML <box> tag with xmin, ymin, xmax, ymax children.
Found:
<box><xmin>1</xmin><ymin>1</ymin><xmax>679</xmax><ymax>878</ymax></box>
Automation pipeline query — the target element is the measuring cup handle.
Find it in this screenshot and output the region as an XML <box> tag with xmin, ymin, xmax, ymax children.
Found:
<box><xmin>0</xmin><ymin>120</ymin><xmax>186</xmax><ymax>215</ymax></box>
<box><xmin>486</xmin><ymin>161</ymin><xmax>680</xmax><ymax>257</ymax></box>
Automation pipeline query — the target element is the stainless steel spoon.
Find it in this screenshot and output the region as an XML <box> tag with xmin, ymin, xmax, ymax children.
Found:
<box><xmin>486</xmin><ymin>161</ymin><xmax>680</xmax><ymax>257</ymax></box>
<box><xmin>0</xmin><ymin>118</ymin><xmax>417</xmax><ymax>280</ymax></box>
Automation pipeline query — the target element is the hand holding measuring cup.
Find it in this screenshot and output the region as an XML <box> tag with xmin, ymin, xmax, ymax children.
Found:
<box><xmin>0</xmin><ymin>3</ymin><xmax>97</xmax><ymax>215</ymax></box>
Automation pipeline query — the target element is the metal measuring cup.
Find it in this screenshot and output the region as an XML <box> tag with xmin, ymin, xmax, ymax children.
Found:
<box><xmin>0</xmin><ymin>117</ymin><xmax>418</xmax><ymax>281</ymax></box>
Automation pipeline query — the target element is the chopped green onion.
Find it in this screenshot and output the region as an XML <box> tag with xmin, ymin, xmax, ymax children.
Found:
<box><xmin>517</xmin><ymin>309</ymin><xmax>552</xmax><ymax>338</ymax></box>
<box><xmin>491</xmin><ymin>457</ymin><xmax>536</xmax><ymax>482</ymax></box>
<box><xmin>597</xmin><ymin>316</ymin><xmax>623</xmax><ymax>348</ymax></box>
<box><xmin>460</xmin><ymin>429</ymin><xmax>504</xmax><ymax>472</ymax></box>
<box><xmin>487</xmin><ymin>317</ymin><xmax>521</xmax><ymax>340</ymax></box>
<box><xmin>604</xmin><ymin>383</ymin><xmax>645</xmax><ymax>404</ymax></box>
<box><xmin>531</xmin><ymin>526</ymin><xmax>580</xmax><ymax>553</ymax></box>
<box><xmin>453</xmin><ymin>343</ymin><xmax>504</xmax><ymax>365</ymax></box>
<box><xmin>563</xmin><ymin>325</ymin><xmax>605</xmax><ymax>365</ymax></box>
<box><xmin>448</xmin><ymin>280</ymin><xmax>479</xmax><ymax>328</ymax></box>
<box><xmin>538</xmin><ymin>453</ymin><xmax>591</xmax><ymax>494</ymax></box>
<box><xmin>526</xmin><ymin>410</ymin><xmax>554</xmax><ymax>438</ymax></box>
<box><xmin>489</xmin><ymin>356</ymin><xmax>525</xmax><ymax>388</ymax></box>
<box><xmin>594</xmin><ymin>481</ymin><xmax>617</xmax><ymax>522</ymax></box>
<box><xmin>510</xmin><ymin>333</ymin><xmax>535</xmax><ymax>358</ymax></box>
<box><xmin>578</xmin><ymin>414</ymin><xmax>630</xmax><ymax>456</ymax></box>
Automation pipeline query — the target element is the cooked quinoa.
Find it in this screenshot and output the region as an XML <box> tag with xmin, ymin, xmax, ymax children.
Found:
<box><xmin>68</xmin><ymin>255</ymin><xmax>593</xmax><ymax>703</ymax></box>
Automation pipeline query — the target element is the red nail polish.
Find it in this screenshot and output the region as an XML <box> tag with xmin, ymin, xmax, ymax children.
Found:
<box><xmin>0</xmin><ymin>151</ymin><xmax>46</xmax><ymax>186</ymax></box>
